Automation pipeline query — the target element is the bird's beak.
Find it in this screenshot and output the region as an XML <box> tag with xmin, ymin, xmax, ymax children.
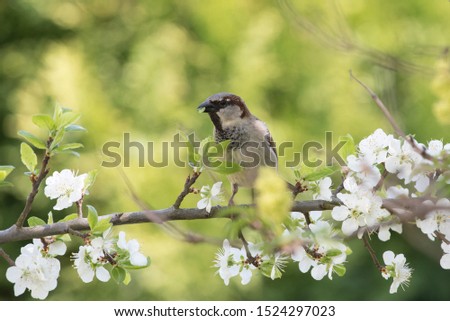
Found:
<box><xmin>197</xmin><ymin>101</ymin><xmax>216</xmax><ymax>113</ymax></box>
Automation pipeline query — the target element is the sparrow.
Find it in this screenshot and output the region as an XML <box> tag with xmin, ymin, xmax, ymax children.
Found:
<box><xmin>197</xmin><ymin>92</ymin><xmax>277</xmax><ymax>205</ymax></box>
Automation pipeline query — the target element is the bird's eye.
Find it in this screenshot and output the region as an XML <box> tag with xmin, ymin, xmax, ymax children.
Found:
<box><xmin>219</xmin><ymin>100</ymin><xmax>227</xmax><ymax>106</ymax></box>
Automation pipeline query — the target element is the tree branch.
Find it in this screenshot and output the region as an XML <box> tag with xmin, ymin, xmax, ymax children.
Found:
<box><xmin>1</xmin><ymin>197</ymin><xmax>447</xmax><ymax>245</ymax></box>
<box><xmin>15</xmin><ymin>139</ymin><xmax>52</xmax><ymax>228</ymax></box>
<box><xmin>173</xmin><ymin>171</ymin><xmax>201</xmax><ymax>209</ymax></box>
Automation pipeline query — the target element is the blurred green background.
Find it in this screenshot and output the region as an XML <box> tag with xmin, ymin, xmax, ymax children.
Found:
<box><xmin>0</xmin><ymin>0</ymin><xmax>449</xmax><ymax>300</ymax></box>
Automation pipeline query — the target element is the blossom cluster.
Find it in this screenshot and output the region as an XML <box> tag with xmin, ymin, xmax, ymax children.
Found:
<box><xmin>210</xmin><ymin>128</ymin><xmax>449</xmax><ymax>293</ymax></box>
<box><xmin>73</xmin><ymin>231</ymin><xmax>148</xmax><ymax>283</ymax></box>
<box><xmin>287</xmin><ymin>212</ymin><xmax>349</xmax><ymax>281</ymax></box>
<box><xmin>6</xmin><ymin>239</ymin><xmax>66</xmax><ymax>300</ymax></box>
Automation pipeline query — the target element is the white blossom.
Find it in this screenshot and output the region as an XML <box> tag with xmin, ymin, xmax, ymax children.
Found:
<box><xmin>385</xmin><ymin>138</ymin><xmax>416</xmax><ymax>183</ymax></box>
<box><xmin>382</xmin><ymin>251</ymin><xmax>412</xmax><ymax>294</ymax></box>
<box><xmin>197</xmin><ymin>181</ymin><xmax>223</xmax><ymax>213</ymax></box>
<box><xmin>358</xmin><ymin>128</ymin><xmax>390</xmax><ymax>164</ymax></box>
<box><xmin>378</xmin><ymin>221</ymin><xmax>403</xmax><ymax>242</ymax></box>
<box><xmin>427</xmin><ymin>140</ymin><xmax>444</xmax><ymax>157</ymax></box>
<box><xmin>117</xmin><ymin>231</ymin><xmax>148</xmax><ymax>267</ymax></box>
<box><xmin>291</xmin><ymin>220</ymin><xmax>348</xmax><ymax>281</ymax></box>
<box><xmin>6</xmin><ymin>242</ymin><xmax>61</xmax><ymax>300</ymax></box>
<box><xmin>416</xmin><ymin>198</ymin><xmax>450</xmax><ymax>241</ymax></box>
<box><xmin>386</xmin><ymin>186</ymin><xmax>410</xmax><ymax>199</ymax></box>
<box><xmin>344</xmin><ymin>155</ymin><xmax>381</xmax><ymax>193</ymax></box>
<box><xmin>332</xmin><ymin>193</ymin><xmax>371</xmax><ymax>236</ymax></box>
<box><xmin>214</xmin><ymin>239</ymin><xmax>241</xmax><ymax>286</ymax></box>
<box><xmin>440</xmin><ymin>242</ymin><xmax>450</xmax><ymax>270</ymax></box>
<box><xmin>44</xmin><ymin>169</ymin><xmax>87</xmax><ymax>210</ymax></box>
<box><xmin>72</xmin><ymin>245</ymin><xmax>111</xmax><ymax>283</ymax></box>
<box><xmin>312</xmin><ymin>177</ymin><xmax>332</xmax><ymax>201</ymax></box>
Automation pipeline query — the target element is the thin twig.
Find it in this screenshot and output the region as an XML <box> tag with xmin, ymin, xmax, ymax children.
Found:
<box><xmin>0</xmin><ymin>247</ymin><xmax>15</xmax><ymax>266</ymax></box>
<box><xmin>436</xmin><ymin>231</ymin><xmax>450</xmax><ymax>245</ymax></box>
<box><xmin>173</xmin><ymin>171</ymin><xmax>201</xmax><ymax>209</ymax></box>
<box><xmin>16</xmin><ymin>138</ymin><xmax>53</xmax><ymax>228</ymax></box>
<box><xmin>362</xmin><ymin>234</ymin><xmax>383</xmax><ymax>272</ymax></box>
<box><xmin>303</xmin><ymin>212</ymin><xmax>311</xmax><ymax>225</ymax></box>
<box><xmin>76</xmin><ymin>198</ymin><xmax>83</xmax><ymax>218</ymax></box>
<box><xmin>349</xmin><ymin>71</ymin><xmax>435</xmax><ymax>161</ymax></box>
<box><xmin>373</xmin><ymin>164</ymin><xmax>388</xmax><ymax>192</ymax></box>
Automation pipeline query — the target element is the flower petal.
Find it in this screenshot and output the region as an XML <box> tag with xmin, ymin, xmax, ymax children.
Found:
<box><xmin>383</xmin><ymin>251</ymin><xmax>395</xmax><ymax>265</ymax></box>
<box><xmin>130</xmin><ymin>253</ymin><xmax>148</xmax><ymax>267</ymax></box>
<box><xmin>96</xmin><ymin>266</ymin><xmax>111</xmax><ymax>282</ymax></box>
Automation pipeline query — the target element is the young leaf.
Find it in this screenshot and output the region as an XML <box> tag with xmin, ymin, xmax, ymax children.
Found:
<box><xmin>28</xmin><ymin>216</ymin><xmax>46</xmax><ymax>227</ymax></box>
<box><xmin>180</xmin><ymin>132</ymin><xmax>200</xmax><ymax>167</ymax></box>
<box><xmin>87</xmin><ymin>205</ymin><xmax>98</xmax><ymax>230</ymax></box>
<box><xmin>123</xmin><ymin>270</ymin><xmax>131</xmax><ymax>285</ymax></box>
<box><xmin>338</xmin><ymin>134</ymin><xmax>356</xmax><ymax>163</ymax></box>
<box><xmin>91</xmin><ymin>219</ymin><xmax>112</xmax><ymax>236</ymax></box>
<box><xmin>50</xmin><ymin>129</ymin><xmax>65</xmax><ymax>150</ymax></box>
<box><xmin>56</xmin><ymin>143</ymin><xmax>84</xmax><ymax>151</ymax></box>
<box><xmin>84</xmin><ymin>170</ymin><xmax>98</xmax><ymax>191</ymax></box>
<box><xmin>65</xmin><ymin>124</ymin><xmax>87</xmax><ymax>132</ymax></box>
<box><xmin>58</xmin><ymin>213</ymin><xmax>79</xmax><ymax>222</ymax></box>
<box><xmin>326</xmin><ymin>249</ymin><xmax>343</xmax><ymax>257</ymax></box>
<box><xmin>20</xmin><ymin>143</ymin><xmax>37</xmax><ymax>172</ymax></box>
<box><xmin>18</xmin><ymin>130</ymin><xmax>46</xmax><ymax>149</ymax></box>
<box><xmin>111</xmin><ymin>266</ymin><xmax>127</xmax><ymax>284</ymax></box>
<box><xmin>0</xmin><ymin>181</ymin><xmax>13</xmax><ymax>187</ymax></box>
<box><xmin>0</xmin><ymin>165</ymin><xmax>14</xmax><ymax>181</ymax></box>
<box><xmin>47</xmin><ymin>212</ymin><xmax>54</xmax><ymax>224</ymax></box>
<box><xmin>57</xmin><ymin>112</ymin><xmax>80</xmax><ymax>129</ymax></box>
<box><xmin>334</xmin><ymin>264</ymin><xmax>347</xmax><ymax>277</ymax></box>
<box><xmin>32</xmin><ymin>115</ymin><xmax>55</xmax><ymax>131</ymax></box>
<box><xmin>303</xmin><ymin>166</ymin><xmax>338</xmax><ymax>181</ymax></box>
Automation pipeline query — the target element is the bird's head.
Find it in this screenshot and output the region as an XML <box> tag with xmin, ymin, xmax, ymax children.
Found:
<box><xmin>197</xmin><ymin>93</ymin><xmax>251</xmax><ymax>130</ymax></box>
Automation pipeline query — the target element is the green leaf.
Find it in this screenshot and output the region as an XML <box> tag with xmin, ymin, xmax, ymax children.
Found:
<box><xmin>87</xmin><ymin>205</ymin><xmax>98</xmax><ymax>230</ymax></box>
<box><xmin>0</xmin><ymin>165</ymin><xmax>14</xmax><ymax>181</ymax></box>
<box><xmin>338</xmin><ymin>134</ymin><xmax>356</xmax><ymax>163</ymax></box>
<box><xmin>56</xmin><ymin>143</ymin><xmax>84</xmax><ymax>151</ymax></box>
<box><xmin>65</xmin><ymin>124</ymin><xmax>87</xmax><ymax>132</ymax></box>
<box><xmin>18</xmin><ymin>130</ymin><xmax>46</xmax><ymax>149</ymax></box>
<box><xmin>57</xmin><ymin>112</ymin><xmax>80</xmax><ymax>129</ymax></box>
<box><xmin>47</xmin><ymin>212</ymin><xmax>54</xmax><ymax>224</ymax></box>
<box><xmin>326</xmin><ymin>249</ymin><xmax>343</xmax><ymax>257</ymax></box>
<box><xmin>84</xmin><ymin>170</ymin><xmax>98</xmax><ymax>191</ymax></box>
<box><xmin>58</xmin><ymin>213</ymin><xmax>79</xmax><ymax>222</ymax></box>
<box><xmin>334</xmin><ymin>264</ymin><xmax>346</xmax><ymax>277</ymax></box>
<box><xmin>50</xmin><ymin>129</ymin><xmax>65</xmax><ymax>150</ymax></box>
<box><xmin>180</xmin><ymin>132</ymin><xmax>200</xmax><ymax>167</ymax></box>
<box><xmin>91</xmin><ymin>219</ymin><xmax>112</xmax><ymax>235</ymax></box>
<box><xmin>123</xmin><ymin>270</ymin><xmax>131</xmax><ymax>285</ymax></box>
<box><xmin>20</xmin><ymin>143</ymin><xmax>37</xmax><ymax>172</ymax></box>
<box><xmin>28</xmin><ymin>216</ymin><xmax>46</xmax><ymax>227</ymax></box>
<box><xmin>32</xmin><ymin>114</ymin><xmax>55</xmax><ymax>131</ymax></box>
<box><xmin>303</xmin><ymin>166</ymin><xmax>338</xmax><ymax>181</ymax></box>
<box><xmin>111</xmin><ymin>266</ymin><xmax>126</xmax><ymax>284</ymax></box>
